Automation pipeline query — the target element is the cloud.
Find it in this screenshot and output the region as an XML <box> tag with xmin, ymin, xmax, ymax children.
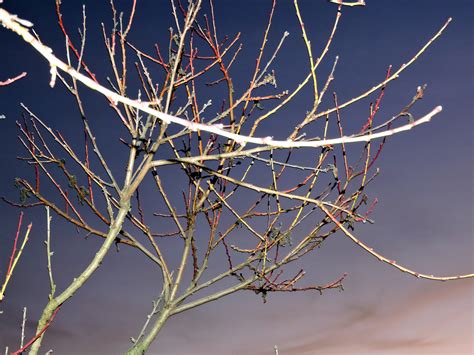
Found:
<box><xmin>268</xmin><ymin>280</ymin><xmax>472</xmax><ymax>354</ymax></box>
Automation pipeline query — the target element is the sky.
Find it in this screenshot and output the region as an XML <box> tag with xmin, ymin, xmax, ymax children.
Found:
<box><xmin>0</xmin><ymin>0</ymin><xmax>472</xmax><ymax>354</ymax></box>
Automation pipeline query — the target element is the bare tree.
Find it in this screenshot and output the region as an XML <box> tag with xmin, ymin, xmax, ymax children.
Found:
<box><xmin>0</xmin><ymin>1</ymin><xmax>472</xmax><ymax>354</ymax></box>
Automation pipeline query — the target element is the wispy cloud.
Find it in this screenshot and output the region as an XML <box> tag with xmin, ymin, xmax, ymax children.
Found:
<box><xmin>268</xmin><ymin>280</ymin><xmax>472</xmax><ymax>354</ymax></box>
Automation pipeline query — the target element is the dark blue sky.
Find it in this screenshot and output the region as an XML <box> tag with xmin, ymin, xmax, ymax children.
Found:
<box><xmin>0</xmin><ymin>1</ymin><xmax>472</xmax><ymax>354</ymax></box>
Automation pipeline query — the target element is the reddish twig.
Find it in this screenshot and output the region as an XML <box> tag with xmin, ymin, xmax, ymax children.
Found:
<box><xmin>5</xmin><ymin>212</ymin><xmax>23</xmax><ymax>278</ymax></box>
<box><xmin>12</xmin><ymin>306</ymin><xmax>61</xmax><ymax>355</ymax></box>
<box><xmin>0</xmin><ymin>71</ymin><xmax>27</xmax><ymax>86</ymax></box>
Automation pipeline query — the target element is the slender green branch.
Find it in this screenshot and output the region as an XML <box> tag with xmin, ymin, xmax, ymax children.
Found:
<box><xmin>45</xmin><ymin>207</ymin><xmax>56</xmax><ymax>300</ymax></box>
<box><xmin>28</xmin><ymin>201</ymin><xmax>130</xmax><ymax>354</ymax></box>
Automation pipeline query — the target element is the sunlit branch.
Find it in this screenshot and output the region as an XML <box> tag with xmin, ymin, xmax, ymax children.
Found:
<box><xmin>0</xmin><ymin>9</ymin><xmax>443</xmax><ymax>150</ymax></box>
